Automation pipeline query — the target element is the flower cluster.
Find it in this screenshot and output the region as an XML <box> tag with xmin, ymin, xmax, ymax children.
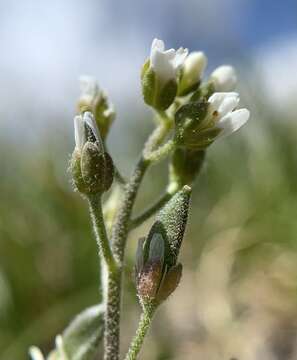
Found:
<box><xmin>142</xmin><ymin>38</ymin><xmax>249</xmax><ymax>149</ymax></box>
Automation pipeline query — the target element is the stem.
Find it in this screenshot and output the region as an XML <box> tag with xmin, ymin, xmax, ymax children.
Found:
<box><xmin>145</xmin><ymin>139</ymin><xmax>175</xmax><ymax>163</ymax></box>
<box><xmin>104</xmin><ymin>269</ymin><xmax>121</xmax><ymax>360</ymax></box>
<box><xmin>104</xmin><ymin>122</ymin><xmax>173</xmax><ymax>360</ymax></box>
<box><xmin>88</xmin><ymin>195</ymin><xmax>116</xmax><ymax>272</ymax></box>
<box><xmin>124</xmin><ymin>303</ymin><xmax>157</xmax><ymax>360</ymax></box>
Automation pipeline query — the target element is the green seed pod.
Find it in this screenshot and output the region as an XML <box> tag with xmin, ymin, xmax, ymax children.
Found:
<box><xmin>81</xmin><ymin>142</ymin><xmax>114</xmax><ymax>195</ymax></box>
<box><xmin>170</xmin><ymin>148</ymin><xmax>205</xmax><ymax>186</ymax></box>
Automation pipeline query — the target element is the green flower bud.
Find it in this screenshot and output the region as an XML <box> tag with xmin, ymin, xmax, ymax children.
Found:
<box><xmin>141</xmin><ymin>63</ymin><xmax>178</xmax><ymax>111</ymax></box>
<box><xmin>71</xmin><ymin>112</ymin><xmax>114</xmax><ymax>195</ymax></box>
<box><xmin>135</xmin><ymin>186</ymin><xmax>191</xmax><ymax>305</ymax></box>
<box><xmin>81</xmin><ymin>142</ymin><xmax>114</xmax><ymax>194</ymax></box>
<box><xmin>170</xmin><ymin>148</ymin><xmax>205</xmax><ymax>186</ymax></box>
<box><xmin>141</xmin><ymin>39</ymin><xmax>188</xmax><ymax>111</ymax></box>
<box><xmin>135</xmin><ymin>226</ymin><xmax>182</xmax><ymax>305</ymax></box>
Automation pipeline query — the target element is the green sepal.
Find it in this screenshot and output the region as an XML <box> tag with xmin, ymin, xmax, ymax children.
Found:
<box><xmin>191</xmin><ymin>82</ymin><xmax>215</xmax><ymax>102</ymax></box>
<box><xmin>175</xmin><ymin>100</ymin><xmax>209</xmax><ymax>133</ymax></box>
<box><xmin>179</xmin><ymin>127</ymin><xmax>222</xmax><ymax>150</ymax></box>
<box><xmin>81</xmin><ymin>142</ymin><xmax>114</xmax><ymax>194</ymax></box>
<box><xmin>142</xmin><ymin>67</ymin><xmax>156</xmax><ymax>108</ymax></box>
<box><xmin>170</xmin><ymin>148</ymin><xmax>205</xmax><ymax>186</ymax></box>
<box><xmin>70</xmin><ymin>149</ymin><xmax>88</xmax><ymax>194</ymax></box>
<box><xmin>156</xmin><ymin>79</ymin><xmax>177</xmax><ymax>111</ymax></box>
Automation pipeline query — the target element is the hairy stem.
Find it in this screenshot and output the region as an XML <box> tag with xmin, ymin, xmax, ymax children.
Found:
<box><xmin>88</xmin><ymin>195</ymin><xmax>116</xmax><ymax>272</ymax></box>
<box><xmin>104</xmin><ymin>121</ymin><xmax>173</xmax><ymax>360</ymax></box>
<box><xmin>104</xmin><ymin>269</ymin><xmax>121</xmax><ymax>360</ymax></box>
<box><xmin>124</xmin><ymin>303</ymin><xmax>157</xmax><ymax>360</ymax></box>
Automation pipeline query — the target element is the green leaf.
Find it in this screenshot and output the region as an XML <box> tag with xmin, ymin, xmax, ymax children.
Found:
<box><xmin>47</xmin><ymin>304</ymin><xmax>105</xmax><ymax>360</ymax></box>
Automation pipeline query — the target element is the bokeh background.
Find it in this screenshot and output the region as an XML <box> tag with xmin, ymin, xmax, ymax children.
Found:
<box><xmin>1</xmin><ymin>0</ymin><xmax>297</xmax><ymax>359</ymax></box>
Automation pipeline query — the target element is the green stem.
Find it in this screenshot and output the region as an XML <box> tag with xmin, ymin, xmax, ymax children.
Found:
<box><xmin>88</xmin><ymin>195</ymin><xmax>116</xmax><ymax>272</ymax></box>
<box><xmin>145</xmin><ymin>139</ymin><xmax>175</xmax><ymax>163</ymax></box>
<box><xmin>124</xmin><ymin>303</ymin><xmax>157</xmax><ymax>360</ymax></box>
<box><xmin>104</xmin><ymin>122</ymin><xmax>173</xmax><ymax>360</ymax></box>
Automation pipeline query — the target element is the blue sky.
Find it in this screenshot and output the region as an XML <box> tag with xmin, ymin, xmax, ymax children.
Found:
<box><xmin>0</xmin><ymin>0</ymin><xmax>296</xmax><ymax>137</ymax></box>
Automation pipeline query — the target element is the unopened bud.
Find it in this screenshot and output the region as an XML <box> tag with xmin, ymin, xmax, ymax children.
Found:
<box><xmin>77</xmin><ymin>76</ymin><xmax>115</xmax><ymax>140</ymax></box>
<box><xmin>178</xmin><ymin>51</ymin><xmax>207</xmax><ymax>96</ymax></box>
<box><xmin>209</xmin><ymin>65</ymin><xmax>237</xmax><ymax>92</ymax></box>
<box><xmin>71</xmin><ymin>112</ymin><xmax>114</xmax><ymax>195</ymax></box>
<box><xmin>81</xmin><ymin>142</ymin><xmax>114</xmax><ymax>194</ymax></box>
<box><xmin>141</xmin><ymin>62</ymin><xmax>178</xmax><ymax>111</ymax></box>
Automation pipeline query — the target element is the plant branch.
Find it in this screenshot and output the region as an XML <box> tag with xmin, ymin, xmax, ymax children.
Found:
<box><xmin>88</xmin><ymin>195</ymin><xmax>116</xmax><ymax>272</ymax></box>
<box><xmin>129</xmin><ymin>187</ymin><xmax>178</xmax><ymax>230</ymax></box>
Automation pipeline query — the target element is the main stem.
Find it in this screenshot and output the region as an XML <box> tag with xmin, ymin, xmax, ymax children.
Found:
<box><xmin>124</xmin><ymin>303</ymin><xmax>157</xmax><ymax>360</ymax></box>
<box><xmin>104</xmin><ymin>157</ymin><xmax>149</xmax><ymax>360</ymax></box>
<box><xmin>104</xmin><ymin>121</ymin><xmax>173</xmax><ymax>360</ymax></box>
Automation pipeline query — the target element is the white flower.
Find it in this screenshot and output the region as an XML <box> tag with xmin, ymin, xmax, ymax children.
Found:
<box><xmin>74</xmin><ymin>111</ymin><xmax>100</xmax><ymax>151</ymax></box>
<box><xmin>210</xmin><ymin>65</ymin><xmax>237</xmax><ymax>92</ymax></box>
<box><xmin>150</xmin><ymin>38</ymin><xmax>188</xmax><ymax>84</ymax></box>
<box><xmin>206</xmin><ymin>92</ymin><xmax>249</xmax><ymax>137</ymax></box>
<box><xmin>183</xmin><ymin>51</ymin><xmax>207</xmax><ymax>82</ymax></box>
<box><xmin>29</xmin><ymin>347</ymin><xmax>45</xmax><ymax>360</ymax></box>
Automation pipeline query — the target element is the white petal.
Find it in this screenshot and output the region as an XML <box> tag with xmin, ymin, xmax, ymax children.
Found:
<box><xmin>183</xmin><ymin>51</ymin><xmax>207</xmax><ymax>79</ymax></box>
<box><xmin>83</xmin><ymin>111</ymin><xmax>100</xmax><ymax>142</ymax></box>
<box><xmin>29</xmin><ymin>347</ymin><xmax>45</xmax><ymax>360</ymax></box>
<box><xmin>173</xmin><ymin>47</ymin><xmax>188</xmax><ymax>70</ymax></box>
<box><xmin>151</xmin><ymin>38</ymin><xmax>165</xmax><ymax>52</ymax></box>
<box><xmin>218</xmin><ymin>93</ymin><xmax>239</xmax><ymax>117</ymax></box>
<box><xmin>210</xmin><ymin>65</ymin><xmax>237</xmax><ymax>92</ymax></box>
<box><xmin>149</xmin><ymin>38</ymin><xmax>187</xmax><ymax>83</ymax></box>
<box><xmin>217</xmin><ymin>108</ymin><xmax>250</xmax><ymax>137</ymax></box>
<box><xmin>208</xmin><ymin>92</ymin><xmax>239</xmax><ymax>114</ymax></box>
<box><xmin>74</xmin><ymin>115</ymin><xmax>85</xmax><ymax>150</ymax></box>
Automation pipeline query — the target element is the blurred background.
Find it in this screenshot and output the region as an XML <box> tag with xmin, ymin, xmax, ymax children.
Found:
<box><xmin>1</xmin><ymin>0</ymin><xmax>297</xmax><ymax>359</ymax></box>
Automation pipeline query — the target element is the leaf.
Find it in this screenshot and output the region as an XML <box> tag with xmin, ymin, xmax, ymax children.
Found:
<box><xmin>47</xmin><ymin>304</ymin><xmax>105</xmax><ymax>360</ymax></box>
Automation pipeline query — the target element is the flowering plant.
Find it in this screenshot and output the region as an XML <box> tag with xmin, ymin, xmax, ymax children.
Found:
<box><xmin>29</xmin><ymin>38</ymin><xmax>249</xmax><ymax>360</ymax></box>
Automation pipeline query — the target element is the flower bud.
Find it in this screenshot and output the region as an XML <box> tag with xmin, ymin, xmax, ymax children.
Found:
<box><xmin>78</xmin><ymin>76</ymin><xmax>115</xmax><ymax>140</ymax></box>
<box><xmin>81</xmin><ymin>142</ymin><xmax>114</xmax><ymax>194</ymax></box>
<box><xmin>170</xmin><ymin>148</ymin><xmax>205</xmax><ymax>186</ymax></box>
<box><xmin>141</xmin><ymin>39</ymin><xmax>188</xmax><ymax>111</ymax></box>
<box><xmin>70</xmin><ymin>112</ymin><xmax>114</xmax><ymax>195</ymax></box>
<box><xmin>135</xmin><ymin>186</ymin><xmax>191</xmax><ymax>305</ymax></box>
<box><xmin>135</xmin><ymin>224</ymin><xmax>182</xmax><ymax>304</ymax></box>
<box><xmin>209</xmin><ymin>65</ymin><xmax>237</xmax><ymax>92</ymax></box>
<box><xmin>178</xmin><ymin>51</ymin><xmax>207</xmax><ymax>96</ymax></box>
